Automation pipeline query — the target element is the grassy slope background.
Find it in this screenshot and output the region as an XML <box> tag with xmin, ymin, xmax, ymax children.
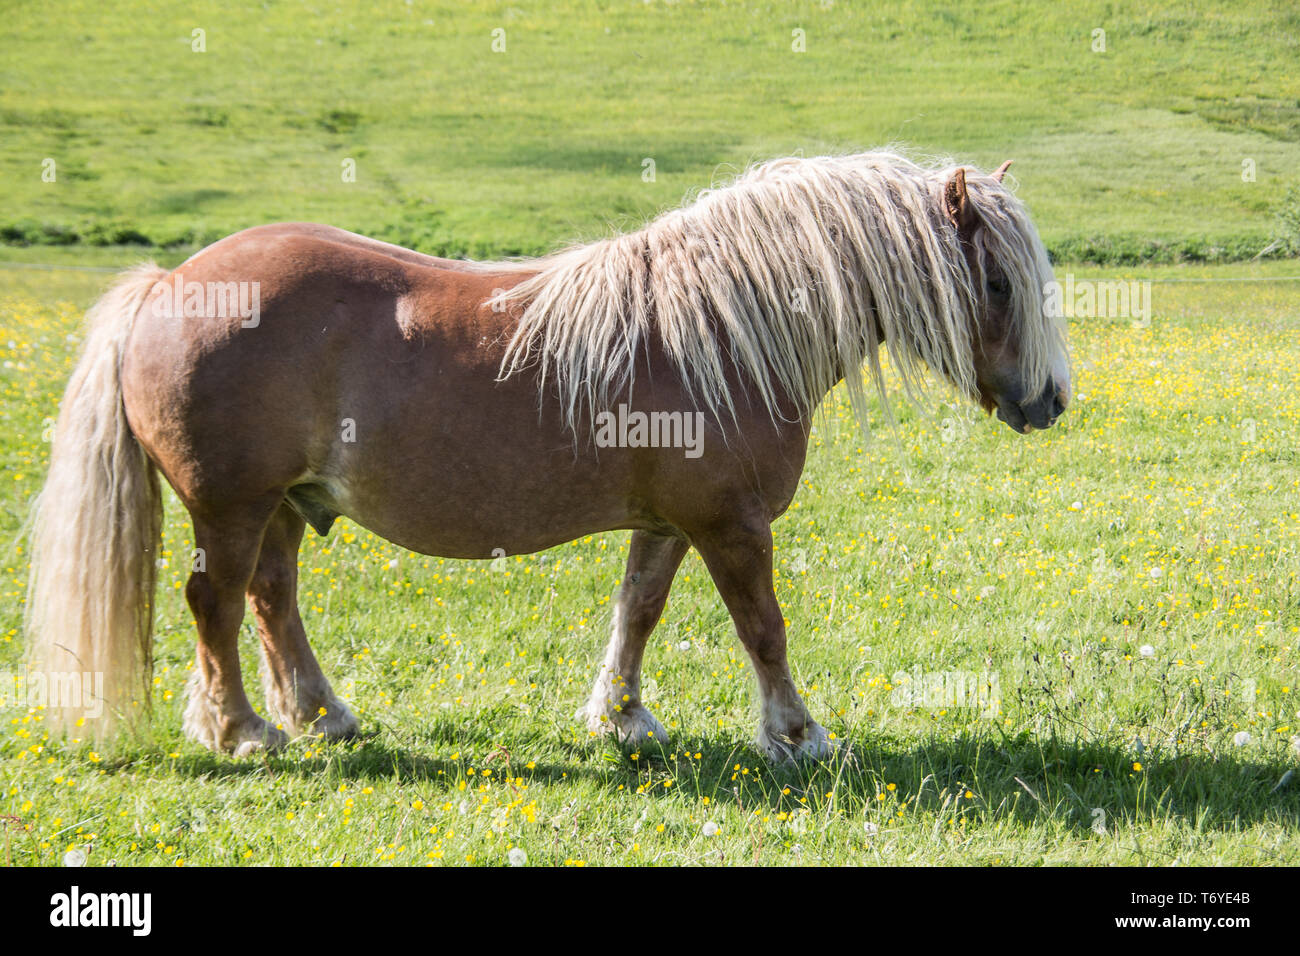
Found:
<box><xmin>2</xmin><ymin>0</ymin><xmax>1299</xmax><ymax>261</ymax></box>
<box><xmin>0</xmin><ymin>2</ymin><xmax>1298</xmax><ymax>866</ymax></box>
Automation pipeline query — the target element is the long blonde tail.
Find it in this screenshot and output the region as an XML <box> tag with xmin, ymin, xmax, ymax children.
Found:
<box><xmin>25</xmin><ymin>263</ymin><xmax>168</xmax><ymax>738</ymax></box>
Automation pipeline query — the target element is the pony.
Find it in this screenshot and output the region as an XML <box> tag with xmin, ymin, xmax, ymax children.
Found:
<box><xmin>26</xmin><ymin>150</ymin><xmax>1069</xmax><ymax>760</ymax></box>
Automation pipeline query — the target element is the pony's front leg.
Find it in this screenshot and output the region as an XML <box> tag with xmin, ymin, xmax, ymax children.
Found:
<box><xmin>581</xmin><ymin>530</ymin><xmax>689</xmax><ymax>746</ymax></box>
<box><xmin>693</xmin><ymin>518</ymin><xmax>832</xmax><ymax>763</ymax></box>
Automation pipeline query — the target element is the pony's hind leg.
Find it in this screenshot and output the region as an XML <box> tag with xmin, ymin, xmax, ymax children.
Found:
<box><xmin>691</xmin><ymin>516</ymin><xmax>831</xmax><ymax>763</ymax></box>
<box><xmin>581</xmin><ymin>530</ymin><xmax>689</xmax><ymax>746</ymax></box>
<box><xmin>183</xmin><ymin>499</ymin><xmax>289</xmax><ymax>756</ymax></box>
<box><xmin>248</xmin><ymin>504</ymin><xmax>359</xmax><ymax>741</ymax></box>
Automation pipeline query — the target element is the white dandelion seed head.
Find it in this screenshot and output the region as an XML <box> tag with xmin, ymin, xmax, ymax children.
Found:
<box><xmin>62</xmin><ymin>849</ymin><xmax>85</xmax><ymax>867</ymax></box>
<box><xmin>678</xmin><ymin>640</ymin><xmax>691</xmax><ymax>651</ymax></box>
<box><xmin>1232</xmin><ymin>731</ymin><xmax>1252</xmax><ymax>747</ymax></box>
<box><xmin>1139</xmin><ymin>645</ymin><xmax>1155</xmax><ymax>659</ymax></box>
<box><xmin>508</xmin><ymin>848</ymin><xmax>527</xmax><ymax>867</ymax></box>
<box><xmin>702</xmin><ymin>821</ymin><xmax>719</xmax><ymax>837</ymax></box>
<box><xmin>1149</xmin><ymin>567</ymin><xmax>1164</xmax><ymax>578</ymax></box>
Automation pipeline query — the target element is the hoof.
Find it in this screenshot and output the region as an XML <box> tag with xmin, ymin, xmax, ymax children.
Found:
<box><xmin>579</xmin><ymin>699</ymin><xmax>669</xmax><ymax>748</ymax></box>
<box><xmin>758</xmin><ymin>720</ymin><xmax>836</xmax><ymax>764</ymax></box>
<box><xmin>301</xmin><ymin>698</ymin><xmax>361</xmax><ymax>741</ymax></box>
<box><xmin>259</xmin><ymin>661</ymin><xmax>361</xmax><ymax>740</ymax></box>
<box><xmin>231</xmin><ymin>721</ymin><xmax>290</xmax><ymax>758</ymax></box>
<box><xmin>184</xmin><ymin>672</ymin><xmax>287</xmax><ymax>755</ymax></box>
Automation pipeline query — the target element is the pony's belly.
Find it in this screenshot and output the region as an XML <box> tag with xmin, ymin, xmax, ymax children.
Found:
<box><xmin>331</xmin><ymin>480</ymin><xmax>639</xmax><ymax>559</ymax></box>
<box><xmin>309</xmin><ymin>439</ymin><xmax>649</xmax><ymax>558</ymax></box>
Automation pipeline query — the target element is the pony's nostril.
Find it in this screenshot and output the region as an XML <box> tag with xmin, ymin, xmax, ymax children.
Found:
<box><xmin>1044</xmin><ymin>379</ymin><xmax>1067</xmax><ymax>419</ymax></box>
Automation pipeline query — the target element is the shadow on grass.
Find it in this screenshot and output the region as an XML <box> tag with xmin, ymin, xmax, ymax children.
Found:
<box><xmin>109</xmin><ymin>717</ymin><xmax>1300</xmax><ymax>837</ymax></box>
<box><xmin>603</xmin><ymin>728</ymin><xmax>1300</xmax><ymax>838</ymax></box>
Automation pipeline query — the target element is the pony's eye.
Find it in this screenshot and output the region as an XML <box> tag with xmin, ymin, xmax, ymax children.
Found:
<box><xmin>987</xmin><ymin>274</ymin><xmax>1010</xmax><ymax>297</ymax></box>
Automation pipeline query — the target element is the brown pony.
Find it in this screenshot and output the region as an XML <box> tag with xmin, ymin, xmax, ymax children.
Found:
<box><xmin>26</xmin><ymin>151</ymin><xmax>1069</xmax><ymax>760</ymax></box>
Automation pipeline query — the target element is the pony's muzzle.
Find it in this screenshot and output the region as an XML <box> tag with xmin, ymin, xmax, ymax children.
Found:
<box><xmin>997</xmin><ymin>377</ymin><xmax>1067</xmax><ymax>434</ymax></box>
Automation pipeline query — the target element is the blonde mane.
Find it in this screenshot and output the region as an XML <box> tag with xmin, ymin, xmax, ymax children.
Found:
<box><xmin>494</xmin><ymin>150</ymin><xmax>1063</xmax><ymax>431</ymax></box>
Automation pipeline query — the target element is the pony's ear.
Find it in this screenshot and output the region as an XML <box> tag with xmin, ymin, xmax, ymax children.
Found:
<box><xmin>943</xmin><ymin>168</ymin><xmax>977</xmax><ymax>234</ymax></box>
<box><xmin>992</xmin><ymin>159</ymin><xmax>1013</xmax><ymax>183</ymax></box>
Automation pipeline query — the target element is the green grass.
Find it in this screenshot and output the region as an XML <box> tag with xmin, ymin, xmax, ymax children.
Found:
<box><xmin>1</xmin><ymin>1</ymin><xmax>1299</xmax><ymax>261</ymax></box>
<box><xmin>0</xmin><ymin>260</ymin><xmax>1297</xmax><ymax>865</ymax></box>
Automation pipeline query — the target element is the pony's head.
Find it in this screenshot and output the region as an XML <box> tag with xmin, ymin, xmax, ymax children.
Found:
<box><xmin>494</xmin><ymin>149</ymin><xmax>1071</xmax><ymax>440</ymax></box>
<box><xmin>940</xmin><ymin>160</ymin><xmax>1071</xmax><ymax>433</ymax></box>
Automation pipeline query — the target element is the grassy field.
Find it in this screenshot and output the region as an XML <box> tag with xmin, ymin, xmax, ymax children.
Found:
<box><xmin>0</xmin><ymin>259</ymin><xmax>1297</xmax><ymax>866</ymax></box>
<box><xmin>1</xmin><ymin>0</ymin><xmax>1298</xmax><ymax>866</ymax></box>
